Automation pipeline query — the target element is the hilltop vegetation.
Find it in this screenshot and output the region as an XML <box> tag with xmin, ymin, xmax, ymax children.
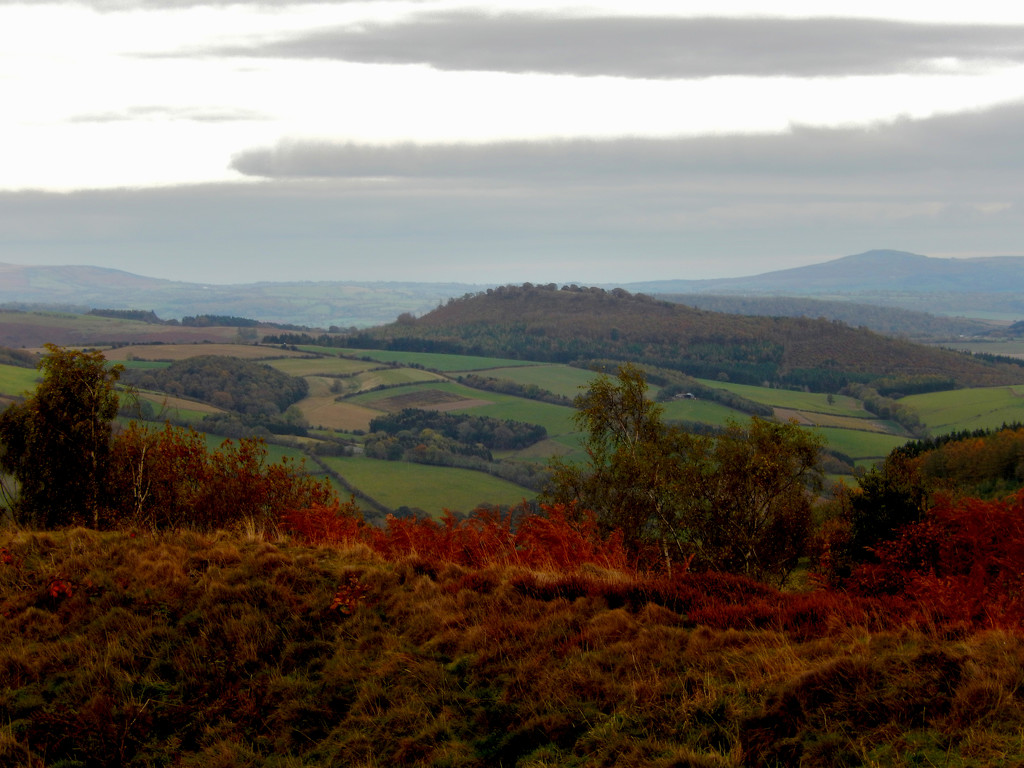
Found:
<box><xmin>273</xmin><ymin>284</ymin><xmax>1022</xmax><ymax>393</ymax></box>
<box><xmin>659</xmin><ymin>293</ymin><xmax>994</xmax><ymax>341</ymax></box>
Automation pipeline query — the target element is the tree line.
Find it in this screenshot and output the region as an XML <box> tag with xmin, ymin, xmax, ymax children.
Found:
<box><xmin>363</xmin><ymin>409</ymin><xmax>550</xmax><ymax>491</ymax></box>
<box><xmin>369</xmin><ymin>408</ymin><xmax>548</xmax><ymax>451</ymax></box>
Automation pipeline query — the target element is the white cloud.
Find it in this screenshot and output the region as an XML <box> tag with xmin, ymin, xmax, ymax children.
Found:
<box><xmin>1</xmin><ymin>1</ymin><xmax>1023</xmax><ymax>282</ymax></box>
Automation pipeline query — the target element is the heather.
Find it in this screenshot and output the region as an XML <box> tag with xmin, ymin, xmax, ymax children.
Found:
<box><xmin>3</xmin><ymin>495</ymin><xmax>1024</xmax><ymax>767</ymax></box>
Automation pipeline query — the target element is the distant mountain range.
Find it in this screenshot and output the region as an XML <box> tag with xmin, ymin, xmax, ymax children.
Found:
<box><xmin>622</xmin><ymin>250</ymin><xmax>1024</xmax><ymax>321</ymax></box>
<box><xmin>2</xmin><ymin>250</ymin><xmax>1023</xmax><ymax>329</ymax></box>
<box><xmin>623</xmin><ymin>250</ymin><xmax>1024</xmax><ymax>295</ymax></box>
<box><xmin>0</xmin><ymin>262</ymin><xmax>482</xmax><ymax>329</ymax></box>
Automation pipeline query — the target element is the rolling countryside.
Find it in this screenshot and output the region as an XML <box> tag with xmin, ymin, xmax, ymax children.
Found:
<box><xmin>3</xmin><ymin>280</ymin><xmax>1024</xmax><ymax>768</ymax></box>
<box><xmin>3</xmin><ymin>284</ymin><xmax>1023</xmax><ymax>514</ymax></box>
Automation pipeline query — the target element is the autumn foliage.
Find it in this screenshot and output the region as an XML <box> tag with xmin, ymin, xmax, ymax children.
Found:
<box><xmin>108</xmin><ymin>421</ymin><xmax>335</xmax><ymax>531</ymax></box>
<box><xmin>846</xmin><ymin>490</ymin><xmax>1024</xmax><ymax>629</ymax></box>
<box><xmin>280</xmin><ymin>490</ymin><xmax>1024</xmax><ymax>638</ymax></box>
<box><xmin>282</xmin><ymin>502</ymin><xmax>634</xmax><ymax>573</ymax></box>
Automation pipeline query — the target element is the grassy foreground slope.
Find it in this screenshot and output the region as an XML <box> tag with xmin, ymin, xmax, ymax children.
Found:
<box><xmin>2</xmin><ymin>526</ymin><xmax>1023</xmax><ymax>768</ymax></box>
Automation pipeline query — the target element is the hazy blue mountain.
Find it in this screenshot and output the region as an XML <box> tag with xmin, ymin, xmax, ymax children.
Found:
<box><xmin>3</xmin><ymin>249</ymin><xmax>1023</xmax><ymax>329</ymax></box>
<box><xmin>614</xmin><ymin>249</ymin><xmax>1024</xmax><ymax>294</ymax></box>
<box><xmin>0</xmin><ymin>263</ymin><xmax>482</xmax><ymax>328</ymax></box>
<box><xmin>620</xmin><ymin>250</ymin><xmax>1024</xmax><ymax>322</ymax></box>
<box><xmin>621</xmin><ymin>250</ymin><xmax>1024</xmax><ymax>295</ymax></box>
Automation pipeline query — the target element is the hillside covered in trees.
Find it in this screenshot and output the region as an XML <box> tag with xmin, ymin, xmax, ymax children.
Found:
<box><xmin>656</xmin><ymin>294</ymin><xmax>994</xmax><ymax>341</ymax></box>
<box><xmin>270</xmin><ymin>284</ymin><xmax>1023</xmax><ymax>393</ymax></box>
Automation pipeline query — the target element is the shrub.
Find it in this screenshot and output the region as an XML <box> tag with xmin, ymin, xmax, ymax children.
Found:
<box><xmin>109</xmin><ymin>422</ymin><xmax>336</xmax><ymax>531</ymax></box>
<box><xmin>846</xmin><ymin>491</ymin><xmax>1024</xmax><ymax>629</ymax></box>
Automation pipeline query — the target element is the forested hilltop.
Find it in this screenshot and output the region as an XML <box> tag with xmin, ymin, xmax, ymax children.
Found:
<box><xmin>271</xmin><ymin>284</ymin><xmax>1023</xmax><ymax>393</ymax></box>
<box><xmin>656</xmin><ymin>294</ymin><xmax>994</xmax><ymax>341</ymax></box>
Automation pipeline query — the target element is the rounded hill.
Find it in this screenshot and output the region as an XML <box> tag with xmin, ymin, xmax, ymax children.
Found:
<box><xmin>351</xmin><ymin>283</ymin><xmax>1022</xmax><ymax>392</ymax></box>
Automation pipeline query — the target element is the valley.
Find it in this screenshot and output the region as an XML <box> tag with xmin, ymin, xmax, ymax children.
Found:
<box><xmin>3</xmin><ymin>304</ymin><xmax>1021</xmax><ymax>516</ymax></box>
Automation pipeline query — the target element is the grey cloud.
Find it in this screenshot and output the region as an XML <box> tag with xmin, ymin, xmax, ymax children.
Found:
<box><xmin>231</xmin><ymin>101</ymin><xmax>1024</xmax><ymax>188</ymax></box>
<box><xmin>211</xmin><ymin>12</ymin><xmax>1024</xmax><ymax>79</ymax></box>
<box><xmin>3</xmin><ymin>103</ymin><xmax>1023</xmax><ymax>285</ymax></box>
<box><xmin>0</xmin><ymin>177</ymin><xmax>1019</xmax><ymax>285</ymax></box>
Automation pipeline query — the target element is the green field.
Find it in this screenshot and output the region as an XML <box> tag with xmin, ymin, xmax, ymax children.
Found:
<box><xmin>901</xmin><ymin>385</ymin><xmax>1024</xmax><ymax>433</ymax></box>
<box><xmin>120</xmin><ymin>360</ymin><xmax>171</xmax><ymax>370</ymax></box>
<box><xmin>11</xmin><ymin>337</ymin><xmax>993</xmax><ymax>499</ymax></box>
<box><xmin>936</xmin><ymin>340</ymin><xmax>1024</xmax><ymax>359</ymax></box>
<box><xmin>0</xmin><ymin>310</ymin><xmax>155</xmax><ymax>337</ymax></box>
<box><xmin>698</xmin><ymin>379</ymin><xmax>872</xmax><ymax>418</ymax></box>
<box><xmin>326</xmin><ymin>349</ymin><xmax>538</xmax><ymax>372</ymax></box>
<box><xmin>811</xmin><ymin>426</ymin><xmax>909</xmax><ymax>461</ymax></box>
<box><xmin>349</xmin><ymin>381</ymin><xmax>577</xmax><ymax>436</ymax></box>
<box><xmin>348</xmin><ymin>380</ymin><xmax>486</xmax><ymax>408</ymax></box>
<box><xmin>352</xmin><ymin>367</ymin><xmax>446</xmax><ymax>390</ymax></box>
<box><xmin>148</xmin><ymin>405</ymin><xmax>215</xmax><ymax>424</ymax></box>
<box><xmin>322</xmin><ymin>455</ymin><xmax>533</xmax><ymax>516</ymax></box>
<box><xmin>661</xmin><ymin>397</ymin><xmax>746</xmax><ymax>426</ymax></box>
<box><xmin>454</xmin><ymin>398</ymin><xmax>577</xmax><ymax>437</ymax></box>
<box><xmin>0</xmin><ymin>364</ymin><xmax>39</xmax><ymax>396</ymax></box>
<box><xmin>473</xmin><ymin>364</ymin><xmax>599</xmax><ymax>399</ymax></box>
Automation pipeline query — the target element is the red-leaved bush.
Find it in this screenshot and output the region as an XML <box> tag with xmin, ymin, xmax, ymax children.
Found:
<box><xmin>282</xmin><ymin>501</ymin><xmax>635</xmax><ymax>573</ymax></box>
<box><xmin>846</xmin><ymin>490</ymin><xmax>1024</xmax><ymax>629</ymax></box>
<box><xmin>282</xmin><ymin>492</ymin><xmax>1024</xmax><ymax>637</ymax></box>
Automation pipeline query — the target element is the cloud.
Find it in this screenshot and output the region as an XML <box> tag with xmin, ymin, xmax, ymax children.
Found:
<box><xmin>210</xmin><ymin>12</ymin><xmax>1024</xmax><ymax>79</ymax></box>
<box><xmin>230</xmin><ymin>100</ymin><xmax>1024</xmax><ymax>187</ymax></box>
<box><xmin>3</xmin><ymin>102</ymin><xmax>1023</xmax><ymax>285</ymax></box>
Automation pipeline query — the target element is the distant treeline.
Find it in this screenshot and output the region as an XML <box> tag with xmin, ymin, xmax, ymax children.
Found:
<box><xmin>861</xmin><ymin>423</ymin><xmax>1024</xmax><ymax>510</ymax></box>
<box><xmin>265</xmin><ymin>283</ymin><xmax>1019</xmax><ymax>393</ymax></box>
<box><xmin>361</xmin><ymin>408</ymin><xmax>551</xmax><ymax>491</ymax></box>
<box><xmin>659</xmin><ymin>294</ymin><xmax>992</xmax><ymax>341</ymax></box>
<box><xmin>181</xmin><ymin>314</ymin><xmax>260</xmax><ymax>327</ymax></box>
<box><xmin>841</xmin><ymin>383</ymin><xmax>928</xmax><ymax>438</ymax></box>
<box><xmin>88</xmin><ymin>308</ymin><xmax>165</xmax><ymax>324</ymax></box>
<box><xmin>0</xmin><ymin>346</ymin><xmax>36</xmax><ymax>368</ymax></box>
<box><xmin>369</xmin><ymin>408</ymin><xmax>547</xmax><ymax>451</ymax></box>
<box><xmin>454</xmin><ymin>374</ymin><xmax>573</xmax><ymax>407</ymax></box>
<box><xmin>582</xmin><ymin>361</ymin><xmax>775</xmax><ymax>418</ymax></box>
<box><xmin>87</xmin><ymin>309</ymin><xmax>319</xmax><ymax>332</ymax></box>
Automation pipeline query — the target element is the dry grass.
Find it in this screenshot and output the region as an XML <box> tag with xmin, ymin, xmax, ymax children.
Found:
<box><xmin>293</xmin><ymin>394</ymin><xmax>382</xmax><ymax>431</ymax></box>
<box><xmin>2</xmin><ymin>526</ymin><xmax>1022</xmax><ymax>767</ymax></box>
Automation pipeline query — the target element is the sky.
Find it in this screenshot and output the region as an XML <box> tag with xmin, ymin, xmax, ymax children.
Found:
<box><xmin>2</xmin><ymin>1</ymin><xmax>1024</xmax><ymax>285</ymax></box>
